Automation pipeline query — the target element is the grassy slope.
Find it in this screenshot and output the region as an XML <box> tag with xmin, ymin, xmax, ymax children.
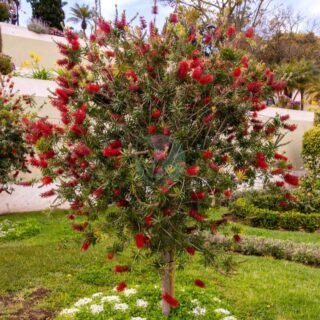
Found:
<box><xmin>1</xmin><ymin>210</ymin><xmax>320</xmax><ymax>319</ymax></box>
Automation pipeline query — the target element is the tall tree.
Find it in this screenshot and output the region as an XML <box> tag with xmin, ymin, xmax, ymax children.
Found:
<box><xmin>27</xmin><ymin>0</ymin><xmax>66</xmax><ymax>30</ymax></box>
<box><xmin>68</xmin><ymin>3</ymin><xmax>93</xmax><ymax>36</ymax></box>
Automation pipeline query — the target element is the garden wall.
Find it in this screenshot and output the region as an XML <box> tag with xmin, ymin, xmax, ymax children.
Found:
<box><xmin>0</xmin><ymin>22</ymin><xmax>66</xmax><ymax>69</ymax></box>
<box><xmin>259</xmin><ymin>107</ymin><xmax>314</xmax><ymax>169</ymax></box>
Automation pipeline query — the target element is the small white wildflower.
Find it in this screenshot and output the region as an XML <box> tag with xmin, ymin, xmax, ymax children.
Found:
<box><xmin>90</xmin><ymin>304</ymin><xmax>104</xmax><ymax>314</ymax></box>
<box><xmin>60</xmin><ymin>307</ymin><xmax>79</xmax><ymax>315</ymax></box>
<box><xmin>74</xmin><ymin>297</ymin><xmax>92</xmax><ymax>307</ymax></box>
<box><xmin>215</xmin><ymin>308</ymin><xmax>231</xmax><ymax>315</ymax></box>
<box><xmin>136</xmin><ymin>299</ymin><xmax>148</xmax><ymax>308</ymax></box>
<box><xmin>92</xmin><ymin>292</ymin><xmax>103</xmax><ymax>298</ymax></box>
<box><xmin>131</xmin><ymin>317</ymin><xmax>147</xmax><ymax>320</ymax></box>
<box><xmin>192</xmin><ymin>306</ymin><xmax>206</xmax><ymax>316</ymax></box>
<box><xmin>191</xmin><ymin>299</ymin><xmax>200</xmax><ymax>305</ymax></box>
<box><xmin>124</xmin><ymin>288</ymin><xmax>137</xmax><ymax>296</ymax></box>
<box><xmin>101</xmin><ymin>295</ymin><xmax>120</xmax><ymax>303</ymax></box>
<box><xmin>223</xmin><ymin>316</ymin><xmax>237</xmax><ymax>320</ymax></box>
<box><xmin>114</xmin><ymin>303</ymin><xmax>129</xmax><ymax>311</ymax></box>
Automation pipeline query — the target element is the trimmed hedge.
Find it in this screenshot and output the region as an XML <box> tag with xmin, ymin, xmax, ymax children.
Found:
<box><xmin>232</xmin><ymin>197</ymin><xmax>320</xmax><ymax>232</ymax></box>
<box><xmin>211</xmin><ymin>234</ymin><xmax>320</xmax><ymax>267</ymax></box>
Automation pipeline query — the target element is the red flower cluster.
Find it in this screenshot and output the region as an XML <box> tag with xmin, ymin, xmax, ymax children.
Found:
<box><xmin>162</xmin><ymin>293</ymin><xmax>179</xmax><ymax>308</ymax></box>
<box><xmin>256</xmin><ymin>152</ymin><xmax>268</xmax><ymax>170</ymax></box>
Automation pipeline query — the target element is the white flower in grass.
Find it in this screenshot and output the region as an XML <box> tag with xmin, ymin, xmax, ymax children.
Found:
<box><xmin>60</xmin><ymin>307</ymin><xmax>79</xmax><ymax>315</ymax></box>
<box><xmin>90</xmin><ymin>304</ymin><xmax>104</xmax><ymax>314</ymax></box>
<box><xmin>131</xmin><ymin>317</ymin><xmax>147</xmax><ymax>320</ymax></box>
<box><xmin>114</xmin><ymin>303</ymin><xmax>129</xmax><ymax>311</ymax></box>
<box><xmin>92</xmin><ymin>292</ymin><xmax>103</xmax><ymax>298</ymax></box>
<box><xmin>192</xmin><ymin>306</ymin><xmax>206</xmax><ymax>316</ymax></box>
<box><xmin>223</xmin><ymin>316</ymin><xmax>237</xmax><ymax>320</ymax></box>
<box><xmin>191</xmin><ymin>299</ymin><xmax>200</xmax><ymax>305</ymax></box>
<box><xmin>74</xmin><ymin>297</ymin><xmax>92</xmax><ymax>307</ymax></box>
<box><xmin>136</xmin><ymin>299</ymin><xmax>148</xmax><ymax>308</ymax></box>
<box><xmin>124</xmin><ymin>288</ymin><xmax>137</xmax><ymax>296</ymax></box>
<box><xmin>215</xmin><ymin>308</ymin><xmax>231</xmax><ymax>315</ymax></box>
<box><xmin>101</xmin><ymin>295</ymin><xmax>121</xmax><ymax>303</ymax></box>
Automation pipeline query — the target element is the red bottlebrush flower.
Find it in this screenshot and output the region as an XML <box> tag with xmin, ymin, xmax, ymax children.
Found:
<box><xmin>106</xmin><ymin>252</ymin><xmax>114</xmax><ymax>260</ymax></box>
<box><xmin>85</xmin><ymin>83</ymin><xmax>100</xmax><ymax>93</ymax></box>
<box><xmin>97</xmin><ymin>19</ymin><xmax>112</xmax><ymax>34</ymax></box>
<box><xmin>194</xmin><ymin>279</ymin><xmax>206</xmax><ymax>288</ymax></box>
<box><xmin>72</xmin><ymin>221</ymin><xmax>89</xmax><ymax>232</ymax></box>
<box><xmin>222</xmin><ymin>154</ymin><xmax>229</xmax><ymax>162</ymax></box>
<box><xmin>223</xmin><ymin>190</ymin><xmax>232</xmax><ymax>197</ymax></box>
<box><xmin>284</xmin><ymin>174</ymin><xmax>299</xmax><ymax>186</ymax></box>
<box><xmin>203</xmin><ymin>113</ymin><xmax>215</xmax><ymax>124</ymax></box>
<box><xmin>70</xmin><ymin>40</ymin><xmax>80</xmax><ymax>51</ymax></box>
<box><xmin>112</xmin><ymin>188</ymin><xmax>121</xmax><ymax>197</ymax></box>
<box><xmin>163</xmin><ymin>208</ymin><xmax>173</xmax><ymax>216</ymax></box>
<box><xmin>191</xmin><ymin>191</ymin><xmax>206</xmax><ymax>201</ymax></box>
<box><xmin>92</xmin><ymin>187</ymin><xmax>104</xmax><ymax>198</ymax></box>
<box><xmin>148</xmin><ymin>125</ymin><xmax>157</xmax><ymax>134</ymax></box>
<box><xmin>105</xmin><ymin>50</ymin><xmax>114</xmax><ymax>57</ymax></box>
<box><xmin>18</xmin><ymin>181</ymin><xmax>32</xmax><ymax>187</ymax></box>
<box><xmin>40</xmin><ymin>189</ymin><xmax>56</xmax><ymax>198</ymax></box>
<box><xmin>153</xmin><ymin>150</ymin><xmax>167</xmax><ymax>161</ymax></box>
<box><xmin>203</xmin><ymin>150</ymin><xmax>213</xmax><ymax>160</ymax></box>
<box><xmin>135</xmin><ymin>233</ymin><xmax>145</xmax><ymax>249</ymax></box>
<box><xmin>226</xmin><ymin>25</ymin><xmax>236</xmax><ymax>37</ymax></box>
<box><xmin>67</xmin><ymin>214</ymin><xmax>76</xmax><ymax>220</ymax></box>
<box><xmin>41</xmin><ymin>176</ymin><xmax>53</xmax><ymax>185</ymax></box>
<box><xmin>57</xmin><ymin>58</ymin><xmax>69</xmax><ymax>66</ymax></box>
<box><xmin>125</xmin><ymin>70</ymin><xmax>138</xmax><ymax>82</ymax></box>
<box><xmin>186</xmin><ymin>166</ymin><xmax>200</xmax><ymax>176</ymax></box>
<box><xmin>272</xmin><ymin>168</ymin><xmax>284</xmax><ymax>175</ymax></box>
<box><xmin>278</xmin><ymin>201</ymin><xmax>287</xmax><ymax>208</ymax></box>
<box><xmin>162</xmin><ymin>127</ymin><xmax>171</xmax><ymax>136</ymax></box>
<box><xmin>81</xmin><ymin>238</ymin><xmax>90</xmax><ymax>252</ymax></box>
<box><xmin>203</xmin><ymin>96</ymin><xmax>211</xmax><ymax>105</ymax></box>
<box><xmin>199</xmin><ymin>74</ymin><xmax>215</xmax><ymax>85</ymax></box>
<box><xmin>271</xmin><ymin>80</ymin><xmax>287</xmax><ymax>92</ymax></box>
<box><xmin>178</xmin><ymin>61</ymin><xmax>189</xmax><ymax>80</ymax></box>
<box><xmin>189</xmin><ymin>209</ymin><xmax>206</xmax><ymax>222</ymax></box>
<box><xmin>116</xmin><ymin>282</ymin><xmax>127</xmax><ymax>292</ymax></box>
<box><xmin>241</xmin><ymin>56</ymin><xmax>249</xmax><ymax>68</ymax></box>
<box><xmin>162</xmin><ymin>293</ymin><xmax>179</xmax><ymax>308</ymax></box>
<box><xmin>152</xmin><ymin>108</ymin><xmax>161</xmax><ymax>119</ymax></box>
<box><xmin>280</xmin><ymin>114</ymin><xmax>290</xmax><ymax>121</ymax></box>
<box><xmin>276</xmin><ymin>181</ymin><xmax>285</xmax><ymax>187</ymax></box>
<box><xmin>80</xmin><ymin>161</ymin><xmax>89</xmax><ymax>169</ymax></box>
<box><xmin>109</xmin><ymin>140</ymin><xmax>122</xmax><ymax>149</ymax></box>
<box><xmin>74</xmin><ymin>143</ymin><xmax>91</xmax><ymax>157</ymax></box>
<box><xmin>274</xmin><ymin>153</ymin><xmax>288</xmax><ymax>161</ymax></box>
<box><xmin>153</xmin><ymin>166</ymin><xmax>163</xmax><ymax>175</ymax></box>
<box><xmin>233</xmin><ymin>234</ymin><xmax>241</xmax><ymax>243</ymax></box>
<box><xmin>129</xmin><ymin>81</ymin><xmax>139</xmax><ymax>91</ymax></box>
<box><xmin>245</xmin><ymin>27</ymin><xmax>255</xmax><ymax>38</ymax></box>
<box><xmin>285</xmin><ymin>193</ymin><xmax>297</xmax><ymax>202</ymax></box>
<box><xmin>145</xmin><ymin>213</ymin><xmax>153</xmax><ymax>226</ymax></box>
<box><xmin>287</xmin><ymin>164</ymin><xmax>293</xmax><ymax>170</ymax></box>
<box><xmin>256</xmin><ymin>152</ymin><xmax>268</xmax><ymax>170</ymax></box>
<box><xmin>102</xmin><ymin>148</ymin><xmax>121</xmax><ymax>157</ymax></box>
<box><xmin>169</xmin><ymin>13</ymin><xmax>178</xmax><ymax>23</ymax></box>
<box><xmin>209</xmin><ymin>162</ymin><xmax>221</xmax><ymax>172</ymax></box>
<box><xmin>116</xmin><ymin>199</ymin><xmax>129</xmax><ymax>207</ymax></box>
<box><xmin>284</xmin><ymin>124</ymin><xmax>297</xmax><ymax>132</ymax></box>
<box><xmin>192</xmin><ymin>66</ymin><xmax>203</xmax><ymax>80</ymax></box>
<box><xmin>233</xmin><ymin>67</ymin><xmax>241</xmax><ymax>77</ymax></box>
<box><xmin>113</xmin><ymin>265</ymin><xmax>129</xmax><ymax>273</ymax></box>
<box><xmin>160</xmin><ymin>185</ymin><xmax>170</xmax><ymax>194</ymax></box>
<box><xmin>247</xmin><ymin>81</ymin><xmax>263</xmax><ymax>93</ymax></box>
<box><xmin>186</xmin><ymin>246</ymin><xmax>196</xmax><ymax>255</ymax></box>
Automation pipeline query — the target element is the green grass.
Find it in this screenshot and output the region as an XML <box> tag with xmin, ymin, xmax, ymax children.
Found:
<box><xmin>1</xmin><ymin>210</ymin><xmax>320</xmax><ymax>319</ymax></box>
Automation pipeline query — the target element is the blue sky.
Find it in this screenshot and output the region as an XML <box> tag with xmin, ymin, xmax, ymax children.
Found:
<box><xmin>18</xmin><ymin>0</ymin><xmax>320</xmax><ymax>30</ymax></box>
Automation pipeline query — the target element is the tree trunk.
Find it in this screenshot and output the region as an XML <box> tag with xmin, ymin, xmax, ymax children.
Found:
<box><xmin>301</xmin><ymin>90</ymin><xmax>304</xmax><ymax>110</ymax></box>
<box><xmin>161</xmin><ymin>249</ymin><xmax>176</xmax><ymax>317</ymax></box>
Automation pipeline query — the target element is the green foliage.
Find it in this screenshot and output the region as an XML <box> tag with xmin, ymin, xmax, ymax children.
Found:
<box><xmin>27</xmin><ymin>0</ymin><xmax>65</xmax><ymax>30</ymax></box>
<box><xmin>0</xmin><ymin>219</ymin><xmax>40</xmax><ymax>242</ymax></box>
<box><xmin>27</xmin><ymin>18</ymin><xmax>49</xmax><ymax>34</ymax></box>
<box><xmin>232</xmin><ymin>197</ymin><xmax>320</xmax><ymax>232</ymax></box>
<box><xmin>0</xmin><ymin>53</ymin><xmax>13</xmax><ymax>75</ymax></box>
<box><xmin>214</xmin><ymin>234</ymin><xmax>320</xmax><ymax>267</ymax></box>
<box><xmin>0</xmin><ymin>3</ymin><xmax>10</xmax><ymax>22</ymax></box>
<box><xmin>303</xmin><ymin>126</ymin><xmax>320</xmax><ymax>160</ymax></box>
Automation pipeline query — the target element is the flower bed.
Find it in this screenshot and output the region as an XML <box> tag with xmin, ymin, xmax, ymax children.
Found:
<box><xmin>232</xmin><ymin>197</ymin><xmax>320</xmax><ymax>232</ymax></box>
<box><xmin>57</xmin><ymin>285</ymin><xmax>236</xmax><ymax>320</ymax></box>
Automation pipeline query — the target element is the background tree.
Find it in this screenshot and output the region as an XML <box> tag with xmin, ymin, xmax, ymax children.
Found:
<box><xmin>27</xmin><ymin>0</ymin><xmax>66</xmax><ymax>30</ymax></box>
<box><xmin>0</xmin><ymin>2</ymin><xmax>10</xmax><ymax>22</ymax></box>
<box><xmin>68</xmin><ymin>3</ymin><xmax>93</xmax><ymax>37</ymax></box>
<box><xmin>24</xmin><ymin>8</ymin><xmax>297</xmax><ymax>317</ymax></box>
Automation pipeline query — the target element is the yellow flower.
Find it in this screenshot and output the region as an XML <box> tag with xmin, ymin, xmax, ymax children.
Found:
<box><xmin>34</xmin><ymin>54</ymin><xmax>41</xmax><ymax>63</ymax></box>
<box><xmin>235</xmin><ymin>169</ymin><xmax>247</xmax><ymax>182</ymax></box>
<box><xmin>21</xmin><ymin>61</ymin><xmax>32</xmax><ymax>68</ymax></box>
<box><xmin>29</xmin><ymin>51</ymin><xmax>35</xmax><ymax>59</ymax></box>
<box><xmin>165</xmin><ymin>165</ymin><xmax>176</xmax><ymax>175</ymax></box>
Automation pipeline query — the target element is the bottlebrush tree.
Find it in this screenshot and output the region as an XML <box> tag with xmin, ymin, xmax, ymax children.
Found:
<box><xmin>24</xmin><ymin>8</ymin><xmax>299</xmax><ymax>317</ymax></box>
<box><xmin>0</xmin><ymin>76</ymin><xmax>34</xmax><ymax>193</ymax></box>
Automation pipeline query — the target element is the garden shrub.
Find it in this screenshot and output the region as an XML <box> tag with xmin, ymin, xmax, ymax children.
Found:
<box><xmin>0</xmin><ymin>53</ymin><xmax>13</xmax><ymax>75</ymax></box>
<box><xmin>27</xmin><ymin>18</ymin><xmax>49</xmax><ymax>34</ymax></box>
<box><xmin>0</xmin><ymin>3</ymin><xmax>10</xmax><ymax>22</ymax></box>
<box><xmin>232</xmin><ymin>197</ymin><xmax>320</xmax><ymax>232</ymax></box>
<box><xmin>303</xmin><ymin>126</ymin><xmax>320</xmax><ymax>162</ymax></box>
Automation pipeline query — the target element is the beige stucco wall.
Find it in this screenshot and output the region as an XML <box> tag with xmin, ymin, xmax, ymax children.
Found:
<box><xmin>1</xmin><ymin>22</ymin><xmax>66</xmax><ymax>69</ymax></box>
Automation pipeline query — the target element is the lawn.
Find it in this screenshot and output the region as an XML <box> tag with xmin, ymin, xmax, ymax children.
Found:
<box><xmin>1</xmin><ymin>210</ymin><xmax>320</xmax><ymax>319</ymax></box>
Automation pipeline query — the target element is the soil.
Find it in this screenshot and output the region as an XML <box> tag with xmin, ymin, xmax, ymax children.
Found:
<box><xmin>0</xmin><ymin>287</ymin><xmax>55</xmax><ymax>320</ymax></box>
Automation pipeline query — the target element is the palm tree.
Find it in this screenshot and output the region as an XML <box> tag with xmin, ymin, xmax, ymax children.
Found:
<box><xmin>68</xmin><ymin>3</ymin><xmax>93</xmax><ymax>36</ymax></box>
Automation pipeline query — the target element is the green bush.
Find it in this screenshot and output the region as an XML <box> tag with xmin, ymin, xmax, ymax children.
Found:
<box><xmin>303</xmin><ymin>126</ymin><xmax>320</xmax><ymax>161</ymax></box>
<box><xmin>0</xmin><ymin>53</ymin><xmax>13</xmax><ymax>75</ymax></box>
<box><xmin>232</xmin><ymin>197</ymin><xmax>320</xmax><ymax>232</ymax></box>
<box><xmin>0</xmin><ymin>3</ymin><xmax>10</xmax><ymax>22</ymax></box>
